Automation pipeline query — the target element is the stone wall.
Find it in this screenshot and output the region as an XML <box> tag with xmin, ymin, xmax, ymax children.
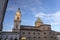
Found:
<box><xmin>1</xmin><ymin>32</ymin><xmax>19</xmax><ymax>40</ymax></box>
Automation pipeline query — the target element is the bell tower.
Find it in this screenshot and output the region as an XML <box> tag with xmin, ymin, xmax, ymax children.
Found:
<box><xmin>35</xmin><ymin>17</ymin><xmax>43</xmax><ymax>27</ymax></box>
<box><xmin>12</xmin><ymin>8</ymin><xmax>21</xmax><ymax>32</ymax></box>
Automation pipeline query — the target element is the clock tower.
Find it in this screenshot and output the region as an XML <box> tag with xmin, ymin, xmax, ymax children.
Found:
<box><xmin>12</xmin><ymin>8</ymin><xmax>21</xmax><ymax>32</ymax></box>
<box><xmin>35</xmin><ymin>17</ymin><xmax>43</xmax><ymax>27</ymax></box>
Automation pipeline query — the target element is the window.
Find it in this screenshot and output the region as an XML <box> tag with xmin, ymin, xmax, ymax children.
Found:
<box><xmin>38</xmin><ymin>33</ymin><xmax>40</xmax><ymax>35</ymax></box>
<box><xmin>53</xmin><ymin>33</ymin><xmax>55</xmax><ymax>35</ymax></box>
<box><xmin>28</xmin><ymin>37</ymin><xmax>30</xmax><ymax>39</ymax></box>
<box><xmin>28</xmin><ymin>32</ymin><xmax>30</xmax><ymax>34</ymax></box>
<box><xmin>44</xmin><ymin>32</ymin><xmax>46</xmax><ymax>34</ymax></box>
<box><xmin>33</xmin><ymin>32</ymin><xmax>35</xmax><ymax>35</ymax></box>
<box><xmin>16</xmin><ymin>25</ymin><xmax>18</xmax><ymax>28</ymax></box>
<box><xmin>51</xmin><ymin>36</ymin><xmax>53</xmax><ymax>38</ymax></box>
<box><xmin>44</xmin><ymin>37</ymin><xmax>47</xmax><ymax>39</ymax></box>
<box><xmin>38</xmin><ymin>37</ymin><xmax>40</xmax><ymax>38</ymax></box>
<box><xmin>50</xmin><ymin>32</ymin><xmax>51</xmax><ymax>35</ymax></box>
<box><xmin>22</xmin><ymin>32</ymin><xmax>25</xmax><ymax>34</ymax></box>
<box><xmin>34</xmin><ymin>37</ymin><xmax>36</xmax><ymax>39</ymax></box>
<box><xmin>54</xmin><ymin>37</ymin><xmax>56</xmax><ymax>39</ymax></box>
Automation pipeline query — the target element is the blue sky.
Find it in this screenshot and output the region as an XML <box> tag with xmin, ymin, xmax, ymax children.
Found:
<box><xmin>3</xmin><ymin>0</ymin><xmax>60</xmax><ymax>32</ymax></box>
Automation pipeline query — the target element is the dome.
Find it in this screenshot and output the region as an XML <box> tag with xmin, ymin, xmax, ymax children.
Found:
<box><xmin>35</xmin><ymin>17</ymin><xmax>43</xmax><ymax>24</ymax></box>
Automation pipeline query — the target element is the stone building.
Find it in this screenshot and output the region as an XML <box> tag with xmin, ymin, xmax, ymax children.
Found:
<box><xmin>1</xmin><ymin>8</ymin><xmax>58</xmax><ymax>40</ymax></box>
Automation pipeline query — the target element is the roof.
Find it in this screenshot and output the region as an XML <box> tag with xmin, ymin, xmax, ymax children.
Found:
<box><xmin>35</xmin><ymin>17</ymin><xmax>43</xmax><ymax>24</ymax></box>
<box><xmin>20</xmin><ymin>24</ymin><xmax>51</xmax><ymax>31</ymax></box>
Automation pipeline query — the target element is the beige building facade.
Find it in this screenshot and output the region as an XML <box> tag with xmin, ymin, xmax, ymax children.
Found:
<box><xmin>1</xmin><ymin>8</ymin><xmax>59</xmax><ymax>40</ymax></box>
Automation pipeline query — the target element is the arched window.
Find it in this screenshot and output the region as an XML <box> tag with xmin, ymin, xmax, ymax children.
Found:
<box><xmin>28</xmin><ymin>32</ymin><xmax>30</xmax><ymax>34</ymax></box>
<box><xmin>16</xmin><ymin>24</ymin><xmax>18</xmax><ymax>28</ymax></box>
<box><xmin>22</xmin><ymin>32</ymin><xmax>25</xmax><ymax>35</ymax></box>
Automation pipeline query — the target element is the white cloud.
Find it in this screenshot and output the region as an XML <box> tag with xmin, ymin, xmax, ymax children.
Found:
<box><xmin>3</xmin><ymin>24</ymin><xmax>13</xmax><ymax>27</ymax></box>
<box><xmin>34</xmin><ymin>11</ymin><xmax>60</xmax><ymax>25</ymax></box>
<box><xmin>22</xmin><ymin>20</ymin><xmax>33</xmax><ymax>22</ymax></box>
<box><xmin>2</xmin><ymin>29</ymin><xmax>12</xmax><ymax>32</ymax></box>
<box><xmin>35</xmin><ymin>0</ymin><xmax>42</xmax><ymax>5</ymax></box>
<box><xmin>3</xmin><ymin>24</ymin><xmax>13</xmax><ymax>31</ymax></box>
<box><xmin>52</xmin><ymin>12</ymin><xmax>60</xmax><ymax>22</ymax></box>
<box><xmin>7</xmin><ymin>6</ymin><xmax>17</xmax><ymax>11</ymax></box>
<box><xmin>22</xmin><ymin>20</ymin><xmax>29</xmax><ymax>22</ymax></box>
<box><xmin>35</xmin><ymin>12</ymin><xmax>45</xmax><ymax>18</ymax></box>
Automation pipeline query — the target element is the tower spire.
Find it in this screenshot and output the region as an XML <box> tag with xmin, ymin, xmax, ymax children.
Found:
<box><xmin>14</xmin><ymin>8</ymin><xmax>21</xmax><ymax>20</ymax></box>
<box><xmin>35</xmin><ymin>17</ymin><xmax>43</xmax><ymax>27</ymax></box>
<box><xmin>13</xmin><ymin>8</ymin><xmax>21</xmax><ymax>32</ymax></box>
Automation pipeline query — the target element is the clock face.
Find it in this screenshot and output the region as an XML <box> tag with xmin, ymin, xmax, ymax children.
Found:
<box><xmin>37</xmin><ymin>23</ymin><xmax>40</xmax><ymax>26</ymax></box>
<box><xmin>36</xmin><ymin>23</ymin><xmax>41</xmax><ymax>27</ymax></box>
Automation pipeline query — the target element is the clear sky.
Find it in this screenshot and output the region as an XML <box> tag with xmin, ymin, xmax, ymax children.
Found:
<box><xmin>3</xmin><ymin>0</ymin><xmax>60</xmax><ymax>32</ymax></box>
